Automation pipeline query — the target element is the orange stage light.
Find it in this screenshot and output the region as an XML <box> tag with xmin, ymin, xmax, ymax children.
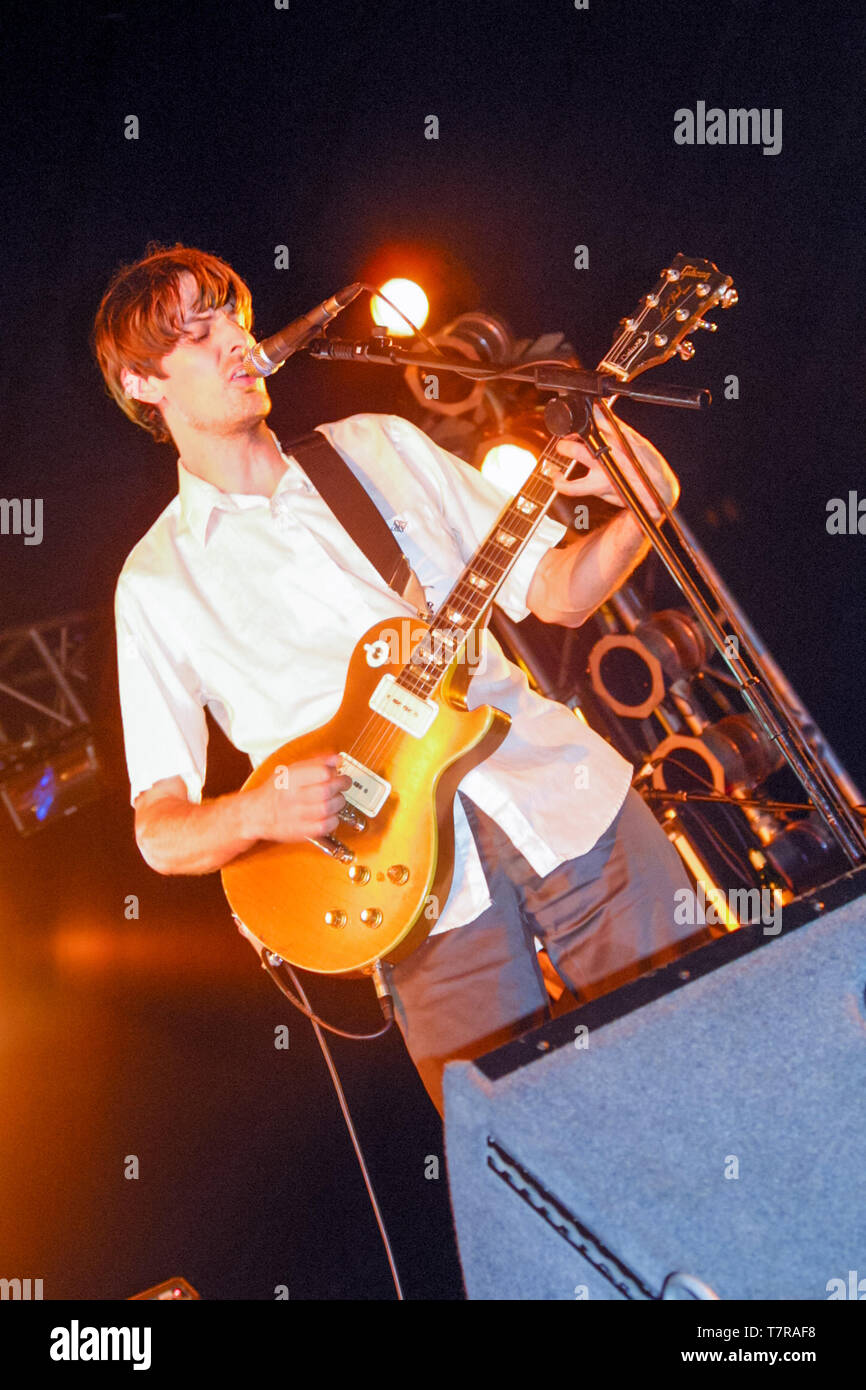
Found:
<box><xmin>370</xmin><ymin>278</ymin><xmax>429</xmax><ymax>335</ymax></box>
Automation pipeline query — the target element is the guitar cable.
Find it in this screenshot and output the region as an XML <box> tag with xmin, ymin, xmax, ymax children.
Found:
<box><xmin>256</xmin><ymin>947</ymin><xmax>405</xmax><ymax>1300</ymax></box>
<box><xmin>259</xmin><ymin>950</ymin><xmax>395</xmax><ymax>1040</ymax></box>
<box><xmin>354</xmin><ymin>281</ymin><xmax>588</xmax><ymax>386</ymax></box>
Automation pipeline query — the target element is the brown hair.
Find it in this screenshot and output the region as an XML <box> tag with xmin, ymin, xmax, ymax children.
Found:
<box><xmin>92</xmin><ymin>242</ymin><xmax>253</xmax><ymax>443</ymax></box>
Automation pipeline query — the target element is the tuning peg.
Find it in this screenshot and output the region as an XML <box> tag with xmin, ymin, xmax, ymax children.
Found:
<box><xmin>696</xmin><ymin>319</ymin><xmax>718</xmax><ymax>331</ymax></box>
<box><xmin>677</xmin><ymin>340</ymin><xmax>696</xmax><ymax>361</ymax></box>
<box><xmin>720</xmin><ymin>286</ymin><xmax>738</xmax><ymax>308</ymax></box>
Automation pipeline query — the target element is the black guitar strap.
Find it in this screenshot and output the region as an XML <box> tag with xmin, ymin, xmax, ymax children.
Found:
<box><xmin>283</xmin><ymin>428</ymin><xmax>428</xmax><ymax>615</ymax></box>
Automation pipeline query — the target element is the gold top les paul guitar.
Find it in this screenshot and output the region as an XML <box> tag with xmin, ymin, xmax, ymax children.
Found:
<box><xmin>222</xmin><ymin>255</ymin><xmax>736</xmax><ymax>976</ymax></box>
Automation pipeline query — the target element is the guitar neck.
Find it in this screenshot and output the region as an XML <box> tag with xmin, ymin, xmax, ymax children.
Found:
<box><xmin>392</xmin><ymin>435</ymin><xmax>572</xmax><ymax>699</ymax></box>
<box><xmin>433</xmin><ymin>438</ymin><xmax>567</xmax><ymax>634</ymax></box>
<box><xmin>394</xmin><ymin>253</ymin><xmax>735</xmax><ymax>697</ymax></box>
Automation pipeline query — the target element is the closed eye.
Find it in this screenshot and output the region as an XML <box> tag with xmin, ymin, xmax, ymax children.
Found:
<box><xmin>180</xmin><ymin>304</ymin><xmax>242</xmax><ymax>343</ymax></box>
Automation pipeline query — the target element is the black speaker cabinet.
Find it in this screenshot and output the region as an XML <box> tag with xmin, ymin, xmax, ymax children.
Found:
<box><xmin>444</xmin><ymin>865</ymin><xmax>866</xmax><ymax>1300</ymax></box>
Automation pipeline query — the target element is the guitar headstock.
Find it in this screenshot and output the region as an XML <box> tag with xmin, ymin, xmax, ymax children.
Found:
<box><xmin>599</xmin><ymin>253</ymin><xmax>736</xmax><ymax>383</ymax></box>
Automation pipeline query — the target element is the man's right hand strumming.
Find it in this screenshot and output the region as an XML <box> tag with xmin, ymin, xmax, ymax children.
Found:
<box><xmin>243</xmin><ymin>756</ymin><xmax>353</xmax><ymax>843</ymax></box>
<box><xmin>134</xmin><ymin>756</ymin><xmax>352</xmax><ymax>876</ymax></box>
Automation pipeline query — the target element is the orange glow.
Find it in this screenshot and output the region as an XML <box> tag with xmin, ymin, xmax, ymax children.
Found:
<box><xmin>370</xmin><ymin>278</ymin><xmax>429</xmax><ymax>335</ymax></box>
<box><xmin>669</xmin><ymin>829</ymin><xmax>740</xmax><ymax>931</ymax></box>
<box><xmin>479</xmin><ymin>442</ymin><xmax>538</xmax><ymax>493</ymax></box>
<box><xmin>49</xmin><ymin>914</ymin><xmax>246</xmax><ymax>982</ymax></box>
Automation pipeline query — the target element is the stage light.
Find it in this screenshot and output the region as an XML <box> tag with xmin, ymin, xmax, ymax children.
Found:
<box><xmin>588</xmin><ymin>609</ymin><xmax>711</xmax><ymax>719</ymax></box>
<box><xmin>650</xmin><ymin>714</ymin><xmax>785</xmax><ymax>796</ymax></box>
<box><xmin>371</xmin><ymin>278</ymin><xmax>429</xmax><ymax>335</ymax></box>
<box><xmin>472</xmin><ymin>413</ymin><xmax>549</xmax><ymax>492</ymax></box>
<box><xmin>0</xmin><ymin>735</ymin><xmax>105</xmax><ymax>835</ymax></box>
<box><xmin>477</xmin><ymin>441</ymin><xmax>539</xmax><ymax>493</ymax></box>
<box><xmin>404</xmin><ymin>310</ymin><xmax>516</xmax><ymax>416</ymax></box>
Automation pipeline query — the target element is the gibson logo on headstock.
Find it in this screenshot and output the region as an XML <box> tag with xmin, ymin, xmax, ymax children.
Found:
<box><xmin>601</xmin><ymin>255</ymin><xmax>735</xmax><ymax>380</ymax></box>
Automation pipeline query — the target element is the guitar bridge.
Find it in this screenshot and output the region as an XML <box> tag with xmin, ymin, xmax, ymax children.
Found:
<box><xmin>307</xmin><ymin>834</ymin><xmax>355</xmax><ymax>863</ymax></box>
<box><xmin>338</xmin><ymin>803</ymin><xmax>367</xmax><ymax>833</ymax></box>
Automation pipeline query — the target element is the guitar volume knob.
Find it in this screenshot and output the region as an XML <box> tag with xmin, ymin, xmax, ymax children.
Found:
<box><xmin>324</xmin><ymin>909</ymin><xmax>347</xmax><ymax>928</ymax></box>
<box><xmin>359</xmin><ymin>908</ymin><xmax>382</xmax><ymax>928</ymax></box>
<box><xmin>387</xmin><ymin>865</ymin><xmax>409</xmax><ymax>884</ymax></box>
<box><xmin>348</xmin><ymin>864</ymin><xmax>370</xmax><ymax>884</ymax></box>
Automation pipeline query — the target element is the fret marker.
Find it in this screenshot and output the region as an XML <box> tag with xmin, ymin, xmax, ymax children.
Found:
<box><xmin>468</xmin><ymin>572</ymin><xmax>490</xmax><ymax>590</ymax></box>
<box><xmin>446</xmin><ymin>607</ymin><xmax>466</xmax><ymax>625</ymax></box>
<box><xmin>412</xmin><ymin>626</ymin><xmax>461</xmax><ymax>668</ymax></box>
<box><xmin>496</xmin><ymin>529</ymin><xmax>517</xmax><ymax>548</ymax></box>
<box><xmin>516</xmin><ymin>495</ymin><xmax>536</xmax><ymax>515</ymax></box>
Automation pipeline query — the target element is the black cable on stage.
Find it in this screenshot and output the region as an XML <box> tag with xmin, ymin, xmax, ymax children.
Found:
<box><xmin>258</xmin><ymin>951</ymin><xmax>405</xmax><ymax>1301</ymax></box>
<box><xmin>355</xmin><ymin>281</ymin><xmax>580</xmax><ymax>384</ymax></box>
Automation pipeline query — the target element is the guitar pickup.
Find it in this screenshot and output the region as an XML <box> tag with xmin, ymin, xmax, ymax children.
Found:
<box><xmin>368</xmin><ymin>674</ymin><xmax>438</xmax><ymax>738</ymax></box>
<box><xmin>338</xmin><ymin>753</ymin><xmax>391</xmax><ymax>818</ymax></box>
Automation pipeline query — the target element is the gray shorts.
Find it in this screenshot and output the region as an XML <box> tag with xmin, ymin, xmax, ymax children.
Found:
<box><xmin>387</xmin><ymin>788</ymin><xmax>711</xmax><ymax>1117</ymax></box>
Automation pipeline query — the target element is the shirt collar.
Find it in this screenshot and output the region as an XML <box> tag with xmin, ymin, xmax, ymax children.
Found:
<box><xmin>176</xmin><ymin>431</ymin><xmax>300</xmax><ymax>546</ymax></box>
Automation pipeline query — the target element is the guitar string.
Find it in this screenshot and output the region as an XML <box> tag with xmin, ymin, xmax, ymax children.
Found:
<box><xmin>340</xmin><ymin>452</ymin><xmax>561</xmax><ymax>777</ymax></box>
<box><xmin>345</xmin><ymin>432</ymin><xmax>568</xmax><ymax>775</ymax></box>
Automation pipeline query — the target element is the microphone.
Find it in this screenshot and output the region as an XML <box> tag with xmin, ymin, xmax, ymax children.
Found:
<box><xmin>239</xmin><ymin>282</ymin><xmax>363</xmax><ymax>377</ymax></box>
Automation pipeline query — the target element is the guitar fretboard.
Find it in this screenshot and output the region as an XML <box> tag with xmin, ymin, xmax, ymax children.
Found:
<box><xmin>396</xmin><ymin>441</ymin><xmax>568</xmax><ymax>696</ymax></box>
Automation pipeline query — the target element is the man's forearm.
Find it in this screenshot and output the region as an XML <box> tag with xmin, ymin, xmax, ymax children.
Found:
<box><xmin>137</xmin><ymin>789</ymin><xmax>260</xmax><ymax>876</ymax></box>
<box><xmin>529</xmin><ymin>510</ymin><xmax>652</xmax><ymax>628</ymax></box>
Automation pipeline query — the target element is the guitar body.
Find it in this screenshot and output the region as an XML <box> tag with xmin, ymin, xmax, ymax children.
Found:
<box><xmin>221</xmin><ymin>615</ymin><xmax>511</xmax><ymax>975</ymax></box>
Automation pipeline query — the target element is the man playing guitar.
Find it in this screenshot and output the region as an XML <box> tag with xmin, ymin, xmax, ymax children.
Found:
<box><xmin>94</xmin><ymin>243</ymin><xmax>709</xmax><ymax>1117</ymax></box>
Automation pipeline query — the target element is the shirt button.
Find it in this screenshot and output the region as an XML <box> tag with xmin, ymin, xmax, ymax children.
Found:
<box><xmin>281</xmin><ymin>460</ymin><xmax>313</xmax><ymax>493</ymax></box>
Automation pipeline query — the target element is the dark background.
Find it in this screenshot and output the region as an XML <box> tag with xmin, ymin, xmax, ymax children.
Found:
<box><xmin>0</xmin><ymin>0</ymin><xmax>863</xmax><ymax>1300</ymax></box>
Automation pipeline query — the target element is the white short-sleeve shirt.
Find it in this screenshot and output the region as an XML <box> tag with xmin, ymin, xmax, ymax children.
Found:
<box><xmin>115</xmin><ymin>412</ymin><xmax>632</xmax><ymax>934</ymax></box>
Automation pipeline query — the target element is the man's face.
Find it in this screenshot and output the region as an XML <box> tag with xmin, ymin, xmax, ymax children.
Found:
<box><xmin>134</xmin><ymin>271</ymin><xmax>271</xmax><ymax>439</ymax></box>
